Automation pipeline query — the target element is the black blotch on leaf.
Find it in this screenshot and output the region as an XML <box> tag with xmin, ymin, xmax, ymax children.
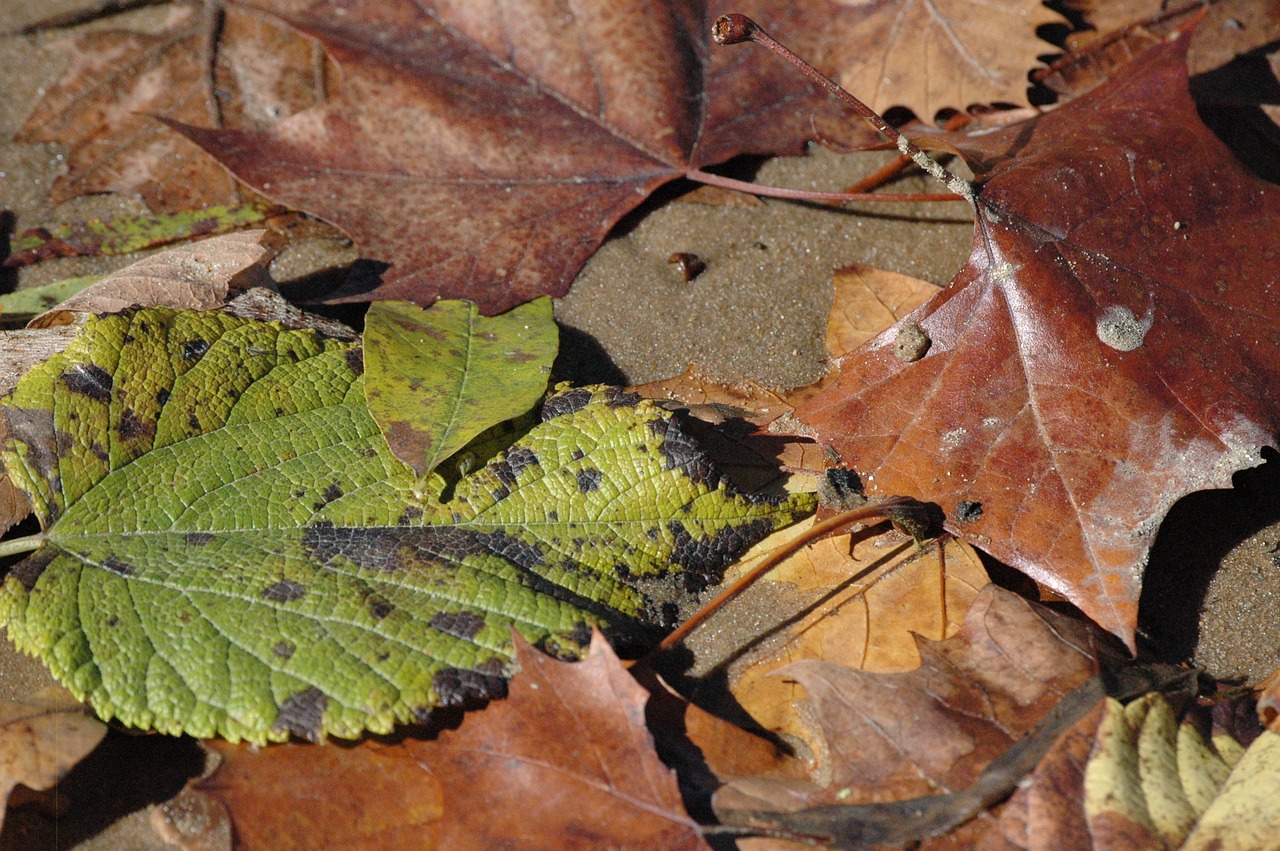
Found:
<box><xmin>541</xmin><ymin>388</ymin><xmax>592</xmax><ymax>420</ymax></box>
<box><xmin>397</xmin><ymin>505</ymin><xmax>423</xmax><ymax>525</ymax></box>
<box><xmin>89</xmin><ymin>441</ymin><xmax>108</xmax><ymax>462</ymax></box>
<box><xmin>182</xmin><ymin>340</ymin><xmax>210</xmax><ymax>361</ymax></box>
<box><xmin>432</xmin><ymin>659</ymin><xmax>508</xmax><ymax>708</ymax></box>
<box><xmin>667</xmin><ymin>518</ymin><xmax>774</xmax><ymax>593</ymax></box>
<box><xmin>576</xmin><ymin>468</ymin><xmax>603</xmax><ymax>493</ymax></box>
<box><xmin>345</xmin><ymin>347</ymin><xmax>364</xmax><ymax>376</ymax></box>
<box><xmin>155</xmin><ymin>388</ymin><xmax>170</xmax><ymax>407</ymax></box>
<box><xmin>604</xmin><ymin>387</ymin><xmax>641</xmax><ymax>408</ymax></box>
<box><xmin>571</xmin><ymin>449</ymin><xmax>585</xmax><ymax>461</ymax></box>
<box><xmin>272</xmin><ymin>687</ymin><xmax>327</xmax><ymax>742</ymax></box>
<box><xmin>429</xmin><ymin>610</ymin><xmax>486</xmax><ymax>640</ymax></box>
<box><xmin>184</xmin><ymin>532</ymin><xmax>214</xmax><ymax>546</ymax></box>
<box><xmin>368</xmin><ymin>597</ymin><xmax>394</xmax><ymax>619</ymax></box>
<box><xmin>273</xmin><ymin>640</ymin><xmax>295</xmax><ymax>659</ymax></box>
<box><xmin>101</xmin><ymin>556</ymin><xmax>135</xmax><ymax>577</ymax></box>
<box><xmin>60</xmin><ymin>364</ymin><xmax>112</xmax><ymax>402</ymax></box>
<box><xmin>261</xmin><ymin>579</ymin><xmax>307</xmax><ymax>602</ymax></box>
<box><xmin>315</xmin><ymin>482</ymin><xmax>343</xmax><ymax>510</ymax></box>
<box><xmin>954</xmin><ymin>500</ymin><xmax>984</xmax><ymax>524</ymax></box>
<box><xmin>106</xmin><ymin>617</ymin><xmax>119</xmax><ymax>628</ymax></box>
<box><xmin>117</xmin><ymin>407</ymin><xmax>153</xmax><ymax>442</ymax></box>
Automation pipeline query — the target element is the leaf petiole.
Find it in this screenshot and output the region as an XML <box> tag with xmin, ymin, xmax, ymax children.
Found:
<box><xmin>0</xmin><ymin>534</ymin><xmax>45</xmax><ymax>558</ymax></box>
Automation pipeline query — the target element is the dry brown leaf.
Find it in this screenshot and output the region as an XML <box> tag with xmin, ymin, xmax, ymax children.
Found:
<box><xmin>29</xmin><ymin>230</ymin><xmax>270</xmax><ymax>327</ymax></box>
<box><xmin>16</xmin><ymin>2</ymin><xmax>327</xmax><ymax>212</ymax></box>
<box><xmin>832</xmin><ymin>0</ymin><xmax>1061</xmax><ymax>120</ymax></box>
<box><xmin>825</xmin><ymin>264</ymin><xmax>941</xmax><ymax>359</ymax></box>
<box><xmin>714</xmin><ymin>584</ymin><xmax>1122</xmax><ymax>842</ymax></box>
<box><xmin>424</xmin><ymin>630</ymin><xmax>709</xmax><ymax>850</ymax></box>
<box><xmin>0</xmin><ymin>687</ymin><xmax>107</xmax><ymax>835</ymax></box>
<box><xmin>175</xmin><ymin>739</ymin><xmax>443</xmax><ymax>851</ymax></box>
<box><xmin>719</xmin><ymin>520</ymin><xmax>987</xmax><ymax>752</ymax></box>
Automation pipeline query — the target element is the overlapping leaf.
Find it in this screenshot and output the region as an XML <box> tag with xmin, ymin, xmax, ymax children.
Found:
<box><xmin>364</xmin><ymin>299</ymin><xmax>557</xmax><ymax>477</ymax></box>
<box><xmin>0</xmin><ymin>307</ymin><xmax>811</xmax><ymax>742</ymax></box>
<box><xmin>792</xmin><ymin>26</ymin><xmax>1280</xmax><ymax>647</ymax></box>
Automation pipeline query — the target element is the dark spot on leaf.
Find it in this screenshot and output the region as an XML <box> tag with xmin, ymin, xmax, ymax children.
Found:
<box><xmin>185</xmin><ymin>532</ymin><xmax>214</xmax><ymax>546</ymax></box>
<box><xmin>429</xmin><ymin>610</ymin><xmax>486</xmax><ymax>640</ymax></box>
<box><xmin>188</xmin><ymin>412</ymin><xmax>201</xmax><ymax>432</ymax></box>
<box><xmin>647</xmin><ymin>416</ymin><xmax>722</xmax><ymax>490</ymax></box>
<box><xmin>122</xmin><ymin>334</ymin><xmax>135</xmax><ymax>344</ymax></box>
<box><xmin>541</xmin><ymin>388</ymin><xmax>592</xmax><ymax>420</ymax></box>
<box><xmin>321</xmin><ymin>483</ymin><xmax>343</xmax><ymax>505</ymax></box>
<box><xmin>89</xmin><ymin>441</ymin><xmax>108</xmax><ymax>462</ymax></box>
<box><xmin>668</xmin><ymin>518</ymin><xmax>774</xmax><ymax>593</ymax></box>
<box><xmin>273</xmin><ymin>640</ymin><xmax>295</xmax><ymax>659</ymax></box>
<box><xmin>490</xmin><ymin>484</ymin><xmax>510</xmax><ymax>502</ymax></box>
<box><xmin>272</xmin><ymin>687</ymin><xmax>327</xmax><ymax>742</ymax></box>
<box><xmin>182</xmin><ymin>340</ymin><xmax>210</xmax><ymax>361</ymax></box>
<box><xmin>605</xmin><ymin>387</ymin><xmax>641</xmax><ymax>408</ymax></box>
<box><xmin>548</xmin><ymin>510</ymin><xmax>558</xmax><ymax>521</ymax></box>
<box><xmin>60</xmin><ymin>364</ymin><xmax>112</xmax><ymax>402</ymax></box>
<box><xmin>397</xmin><ymin>505</ymin><xmax>423</xmax><ymax>525</ymax></box>
<box><xmin>117</xmin><ymin>407</ymin><xmax>153</xmax><ymax>441</ymax></box>
<box><xmin>294</xmin><ymin>489</ymin><xmax>307</xmax><ymax>498</ymax></box>
<box><xmin>955</xmin><ymin>500</ymin><xmax>984</xmax><ymax>524</ymax></box>
<box><xmin>155</xmin><ymin>388</ymin><xmax>169</xmax><ymax>407</ymax></box>
<box><xmin>490</xmin><ymin>446</ymin><xmax>540</xmax><ymax>488</ymax></box>
<box><xmin>261</xmin><ymin>580</ymin><xmax>307</xmax><ymax>602</ymax></box>
<box><xmin>101</xmin><ymin>556</ymin><xmax>135</xmax><ymax>577</ymax></box>
<box><xmin>571</xmin><ymin>449</ymin><xmax>585</xmax><ymax>461</ymax></box>
<box><xmin>106</xmin><ymin>617</ymin><xmax>119</xmax><ymax>628</ymax></box>
<box><xmin>432</xmin><ymin>660</ymin><xmax>508</xmax><ymax>708</ymax></box>
<box><xmin>368</xmin><ymin>597</ymin><xmax>393</xmax><ymax>619</ymax></box>
<box><xmin>345</xmin><ymin>347</ymin><xmax>364</xmax><ymax>376</ymax></box>
<box><xmin>11</xmin><ymin>550</ymin><xmax>56</xmax><ymax>591</ymax></box>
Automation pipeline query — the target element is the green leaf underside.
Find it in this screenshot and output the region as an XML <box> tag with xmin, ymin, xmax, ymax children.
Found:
<box><xmin>0</xmin><ymin>308</ymin><xmax>811</xmax><ymax>743</ymax></box>
<box><xmin>364</xmin><ymin>298</ymin><xmax>557</xmax><ymax>477</ymax></box>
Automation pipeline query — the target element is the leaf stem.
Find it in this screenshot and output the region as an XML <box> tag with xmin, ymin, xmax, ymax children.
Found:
<box><xmin>685</xmin><ymin>169</ymin><xmax>963</xmax><ymax>204</ymax></box>
<box><xmin>0</xmin><ymin>534</ymin><xmax>44</xmax><ymax>559</ymax></box>
<box><xmin>712</xmin><ymin>14</ymin><xmax>978</xmax><ymax>207</ymax></box>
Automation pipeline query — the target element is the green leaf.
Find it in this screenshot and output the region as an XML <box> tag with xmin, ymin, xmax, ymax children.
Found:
<box><xmin>364</xmin><ymin>299</ymin><xmax>557</xmax><ymax>477</ymax></box>
<box><xmin>0</xmin><ymin>276</ymin><xmax>101</xmax><ymax>327</ymax></box>
<box><xmin>0</xmin><ymin>308</ymin><xmax>811</xmax><ymax>743</ymax></box>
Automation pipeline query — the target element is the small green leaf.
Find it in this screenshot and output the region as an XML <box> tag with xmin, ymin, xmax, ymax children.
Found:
<box><xmin>364</xmin><ymin>299</ymin><xmax>557</xmax><ymax>477</ymax></box>
<box><xmin>0</xmin><ymin>308</ymin><xmax>810</xmax><ymax>743</ymax></box>
<box><xmin>0</xmin><ymin>276</ymin><xmax>101</xmax><ymax>326</ymax></box>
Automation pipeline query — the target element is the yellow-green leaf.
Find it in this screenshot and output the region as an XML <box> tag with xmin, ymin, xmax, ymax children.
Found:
<box><xmin>364</xmin><ymin>298</ymin><xmax>557</xmax><ymax>476</ymax></box>
<box><xmin>0</xmin><ymin>308</ymin><xmax>810</xmax><ymax>743</ymax></box>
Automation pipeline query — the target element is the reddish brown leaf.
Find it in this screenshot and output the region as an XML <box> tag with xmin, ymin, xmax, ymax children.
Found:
<box><xmin>424</xmin><ymin>630</ymin><xmax>709</xmax><ymax>850</ymax></box>
<box><xmin>179</xmin><ymin>739</ymin><xmax>443</xmax><ymax>850</ymax></box>
<box><xmin>173</xmin><ymin>0</ymin><xmax>897</xmax><ymax>312</ymax></box>
<box><xmin>791</xmin><ymin>26</ymin><xmax>1280</xmax><ymax>648</ymax></box>
<box><xmin>714</xmin><ymin>585</ymin><xmax>1123</xmax><ymax>846</ymax></box>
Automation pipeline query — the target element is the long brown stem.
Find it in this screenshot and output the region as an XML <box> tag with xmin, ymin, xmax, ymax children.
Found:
<box><xmin>712</xmin><ymin>14</ymin><xmax>977</xmax><ymax>208</ymax></box>
<box><xmin>686</xmin><ymin>169</ymin><xmax>962</xmax><ymax>204</ymax></box>
<box><xmin>656</xmin><ymin>497</ymin><xmax>912</xmax><ymax>652</ymax></box>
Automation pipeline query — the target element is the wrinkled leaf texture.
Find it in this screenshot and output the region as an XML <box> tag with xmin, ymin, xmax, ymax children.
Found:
<box><xmin>0</xmin><ymin>307</ymin><xmax>809</xmax><ymax>742</ymax></box>
<box><xmin>794</xmin><ymin>25</ymin><xmax>1280</xmax><ymax>648</ymax></box>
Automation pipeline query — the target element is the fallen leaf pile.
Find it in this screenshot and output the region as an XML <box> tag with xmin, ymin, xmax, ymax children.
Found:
<box><xmin>3</xmin><ymin>0</ymin><xmax>1280</xmax><ymax>848</ymax></box>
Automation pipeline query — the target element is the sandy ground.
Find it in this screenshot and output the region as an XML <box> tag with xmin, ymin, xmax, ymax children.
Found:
<box><xmin>1</xmin><ymin>1</ymin><xmax>1279</xmax><ymax>848</ymax></box>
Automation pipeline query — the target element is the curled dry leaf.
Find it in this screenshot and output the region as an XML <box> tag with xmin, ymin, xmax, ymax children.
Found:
<box><xmin>0</xmin><ymin>687</ymin><xmax>107</xmax><ymax>835</ymax></box>
<box><xmin>714</xmin><ymin>584</ymin><xmax>1124</xmax><ymax>847</ymax></box>
<box><xmin>29</xmin><ymin>231</ymin><xmax>271</xmax><ymax>328</ymax></box>
<box><xmin>981</xmin><ymin>693</ymin><xmax>1278</xmax><ymax>851</ymax></box>
<box><xmin>712</xmin><ymin>522</ymin><xmax>987</xmax><ymax>754</ymax></box>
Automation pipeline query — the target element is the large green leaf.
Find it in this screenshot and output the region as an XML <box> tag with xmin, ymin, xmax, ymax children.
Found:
<box><xmin>363</xmin><ymin>298</ymin><xmax>557</xmax><ymax>477</ymax></box>
<box><xmin>0</xmin><ymin>308</ymin><xmax>811</xmax><ymax>743</ymax></box>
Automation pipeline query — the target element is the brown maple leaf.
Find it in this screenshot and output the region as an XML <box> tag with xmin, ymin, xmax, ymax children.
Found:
<box><xmin>791</xmin><ymin>24</ymin><xmax>1280</xmax><ymax>648</ymax></box>
<box><xmin>167</xmin><ymin>0</ymin><xmax>1059</xmax><ymax>313</ymax></box>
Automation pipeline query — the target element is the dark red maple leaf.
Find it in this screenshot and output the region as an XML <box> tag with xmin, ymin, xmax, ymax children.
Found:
<box><xmin>170</xmin><ymin>0</ymin><xmax>896</xmax><ymax>313</ymax></box>
<box><xmin>793</xmin><ymin>25</ymin><xmax>1280</xmax><ymax>648</ymax></box>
